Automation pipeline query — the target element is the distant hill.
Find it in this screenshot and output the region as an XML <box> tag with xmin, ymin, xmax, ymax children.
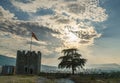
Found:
<box><xmin>0</xmin><ymin>55</ymin><xmax>16</xmax><ymax>66</ymax></box>
<box><xmin>41</xmin><ymin>64</ymin><xmax>58</xmax><ymax>72</ymax></box>
<box><xmin>87</xmin><ymin>63</ymin><xmax>120</xmax><ymax>72</ymax></box>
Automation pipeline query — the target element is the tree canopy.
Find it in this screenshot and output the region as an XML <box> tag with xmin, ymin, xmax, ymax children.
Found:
<box><xmin>58</xmin><ymin>48</ymin><xmax>87</xmax><ymax>74</ymax></box>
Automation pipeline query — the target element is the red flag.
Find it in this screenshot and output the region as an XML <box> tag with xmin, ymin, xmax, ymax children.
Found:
<box><xmin>32</xmin><ymin>32</ymin><xmax>38</xmax><ymax>41</ymax></box>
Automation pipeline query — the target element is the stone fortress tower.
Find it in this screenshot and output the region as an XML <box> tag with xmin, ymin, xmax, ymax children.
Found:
<box><xmin>16</xmin><ymin>50</ymin><xmax>41</xmax><ymax>75</ymax></box>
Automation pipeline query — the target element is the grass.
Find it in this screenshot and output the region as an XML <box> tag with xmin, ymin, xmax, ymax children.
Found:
<box><xmin>0</xmin><ymin>75</ymin><xmax>38</xmax><ymax>83</ymax></box>
<box><xmin>0</xmin><ymin>73</ymin><xmax>120</xmax><ymax>83</ymax></box>
<box><xmin>0</xmin><ymin>75</ymin><xmax>58</xmax><ymax>83</ymax></box>
<box><xmin>45</xmin><ymin>79</ymin><xmax>56</xmax><ymax>83</ymax></box>
<box><xmin>70</xmin><ymin>75</ymin><xmax>120</xmax><ymax>83</ymax></box>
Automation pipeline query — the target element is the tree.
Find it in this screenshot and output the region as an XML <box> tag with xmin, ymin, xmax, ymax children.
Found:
<box><xmin>58</xmin><ymin>48</ymin><xmax>87</xmax><ymax>75</ymax></box>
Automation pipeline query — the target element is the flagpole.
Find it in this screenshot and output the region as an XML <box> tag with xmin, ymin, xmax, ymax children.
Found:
<box><xmin>30</xmin><ymin>32</ymin><xmax>32</xmax><ymax>52</ymax></box>
<box><xmin>30</xmin><ymin>32</ymin><xmax>38</xmax><ymax>52</ymax></box>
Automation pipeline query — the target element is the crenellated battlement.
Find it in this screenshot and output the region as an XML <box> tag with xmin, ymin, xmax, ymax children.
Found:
<box><xmin>17</xmin><ymin>50</ymin><xmax>41</xmax><ymax>56</ymax></box>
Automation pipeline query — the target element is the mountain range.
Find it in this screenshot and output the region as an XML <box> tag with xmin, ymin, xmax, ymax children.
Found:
<box><xmin>0</xmin><ymin>55</ymin><xmax>120</xmax><ymax>73</ymax></box>
<box><xmin>86</xmin><ymin>63</ymin><xmax>120</xmax><ymax>72</ymax></box>
<box><xmin>0</xmin><ymin>55</ymin><xmax>16</xmax><ymax>66</ymax></box>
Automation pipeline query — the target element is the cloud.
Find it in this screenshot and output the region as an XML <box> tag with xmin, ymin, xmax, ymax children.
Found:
<box><xmin>11</xmin><ymin>0</ymin><xmax>107</xmax><ymax>22</ymax></box>
<box><xmin>18</xmin><ymin>0</ymin><xmax>107</xmax><ymax>48</ymax></box>
<box><xmin>0</xmin><ymin>26</ymin><xmax>60</xmax><ymax>60</ymax></box>
<box><xmin>0</xmin><ymin>0</ymin><xmax>109</xmax><ymax>65</ymax></box>
<box><xmin>0</xmin><ymin>8</ymin><xmax>62</xmax><ymax>63</ymax></box>
<box><xmin>0</xmin><ymin>6</ymin><xmax>16</xmax><ymax>21</ymax></box>
<box><xmin>0</xmin><ymin>7</ymin><xmax>60</xmax><ymax>58</ymax></box>
<box><xmin>11</xmin><ymin>0</ymin><xmax>58</xmax><ymax>13</ymax></box>
<box><xmin>10</xmin><ymin>0</ymin><xmax>108</xmax><ymax>53</ymax></box>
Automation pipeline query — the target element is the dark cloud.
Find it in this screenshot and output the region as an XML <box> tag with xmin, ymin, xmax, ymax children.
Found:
<box><xmin>64</xmin><ymin>0</ymin><xmax>77</xmax><ymax>2</ymax></box>
<box><xmin>68</xmin><ymin>3</ymin><xmax>85</xmax><ymax>14</ymax></box>
<box><xmin>79</xmin><ymin>40</ymin><xmax>89</xmax><ymax>44</ymax></box>
<box><xmin>0</xmin><ymin>21</ymin><xmax>29</xmax><ymax>37</ymax></box>
<box><xmin>62</xmin><ymin>12</ymin><xmax>70</xmax><ymax>17</ymax></box>
<box><xmin>0</xmin><ymin>19</ymin><xmax>61</xmax><ymax>46</ymax></box>
<box><xmin>0</xmin><ymin>20</ymin><xmax>58</xmax><ymax>36</ymax></box>
<box><xmin>56</xmin><ymin>19</ymin><xmax>70</xmax><ymax>24</ymax></box>
<box><xmin>43</xmin><ymin>52</ymin><xmax>58</xmax><ymax>58</ymax></box>
<box><xmin>26</xmin><ymin>41</ymin><xmax>42</xmax><ymax>47</ymax></box>
<box><xmin>71</xmin><ymin>30</ymin><xmax>98</xmax><ymax>40</ymax></box>
<box><xmin>0</xmin><ymin>19</ymin><xmax>62</xmax><ymax>58</ymax></box>
<box><xmin>15</xmin><ymin>0</ymin><xmax>35</xmax><ymax>3</ymax></box>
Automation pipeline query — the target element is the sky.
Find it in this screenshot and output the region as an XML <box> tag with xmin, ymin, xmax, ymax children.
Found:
<box><xmin>0</xmin><ymin>0</ymin><xmax>120</xmax><ymax>66</ymax></box>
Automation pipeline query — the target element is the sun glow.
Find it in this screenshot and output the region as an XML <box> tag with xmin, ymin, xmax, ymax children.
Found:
<box><xmin>64</xmin><ymin>27</ymin><xmax>79</xmax><ymax>42</ymax></box>
<box><xmin>61</xmin><ymin>27</ymin><xmax>80</xmax><ymax>48</ymax></box>
<box><xmin>67</xmin><ymin>32</ymin><xmax>79</xmax><ymax>42</ymax></box>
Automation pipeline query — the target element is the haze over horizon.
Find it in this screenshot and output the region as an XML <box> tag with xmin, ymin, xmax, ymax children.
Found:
<box><xmin>0</xmin><ymin>0</ymin><xmax>120</xmax><ymax>66</ymax></box>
